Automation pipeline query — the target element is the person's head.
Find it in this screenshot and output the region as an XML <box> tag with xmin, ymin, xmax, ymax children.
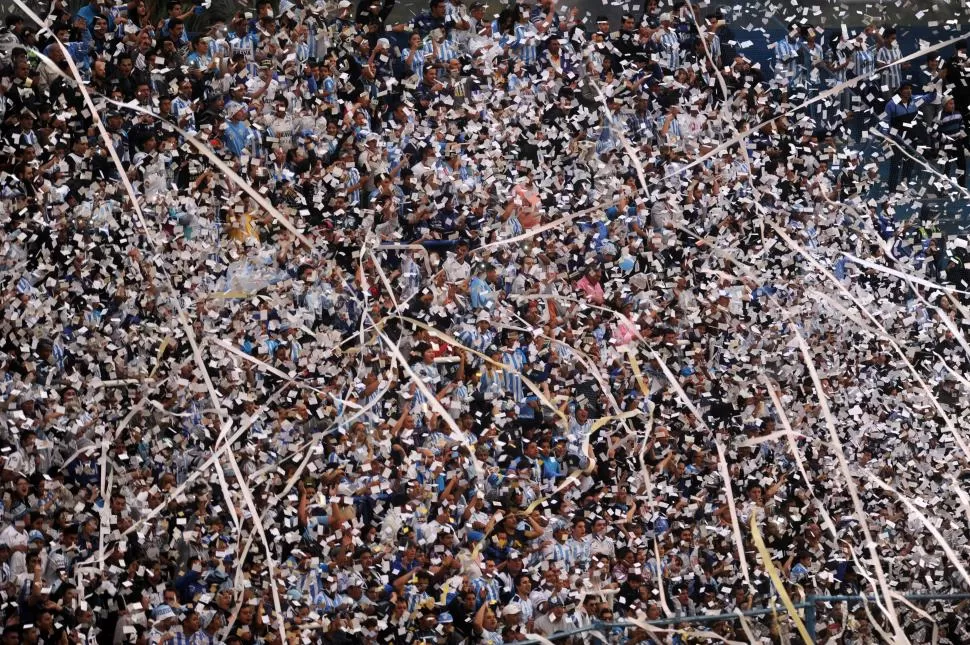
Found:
<box><xmin>573</xmin><ymin>518</ymin><xmax>586</xmax><ymax>538</ymax></box>
<box><xmin>485</xmin><ymin>264</ymin><xmax>498</xmax><ymax>283</ymax></box>
<box><xmin>482</xmin><ymin>607</ymin><xmax>500</xmax><ymax>630</ymax></box>
<box><xmin>215</xmin><ymin>587</ymin><xmax>232</xmax><ymax>610</ymax></box>
<box><xmin>256</xmin><ymin>0</ymin><xmax>273</xmax><ymax>18</ymax></box>
<box><xmin>523</xmin><ymin>439</ymin><xmax>539</xmax><ymax>458</ymax></box>
<box><xmin>430</xmin><ymin>0</ymin><xmax>446</xmax><ymax>19</ymax></box>
<box><xmin>13</xmin><ymin>58</ymin><xmax>29</xmax><ymax>81</ymax></box>
<box><xmin>883</xmin><ymin>27</ymin><xmax>896</xmax><ymax>44</ymax></box>
<box><xmin>898</xmin><ymin>82</ymin><xmax>912</xmax><ymax>100</ymax></box>
<box><xmin>679</xmin><ymin>526</ymin><xmax>693</xmax><ymax>544</ymax></box>
<box><xmin>162</xmin><ymin>586</ymin><xmax>178</xmax><ymax>607</ymax></box>
<box><xmin>90</xmin><ymin>15</ymin><xmax>108</xmax><ymax>35</ymax></box>
<box><xmin>231</xmin><ymin>103</ymin><xmax>248</xmax><ymax>122</ymax></box>
<box><xmin>5</xmin><ymin>15</ymin><xmax>24</xmax><ymax>33</ymax></box>
<box><xmin>747</xmin><ymin>483</ymin><xmax>763</xmax><ymax>502</ymax></box>
<box><xmin>592</xmin><ymin>516</ymin><xmax>608</xmax><ymax>536</ymax></box>
<box><xmin>182</xmin><ymin>610</ymin><xmax>201</xmax><ymax>634</ymax></box>
<box><xmin>201</xmin><ymin>610</ymin><xmax>222</xmax><ymax>633</ymax></box>
<box><xmin>169</xmin><ymin>17</ymin><xmax>184</xmax><ymax>39</ymax></box>
<box><xmin>19</xmin><ymin>430</ymin><xmax>37</xmax><ymax>454</ymax></box>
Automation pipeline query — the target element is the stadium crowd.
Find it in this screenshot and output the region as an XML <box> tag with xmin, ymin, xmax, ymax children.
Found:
<box><xmin>2</xmin><ymin>0</ymin><xmax>970</xmax><ymax>642</ymax></box>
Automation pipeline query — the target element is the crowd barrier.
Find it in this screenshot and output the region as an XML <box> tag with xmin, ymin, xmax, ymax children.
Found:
<box><xmin>519</xmin><ymin>592</ymin><xmax>970</xmax><ymax>643</ymax></box>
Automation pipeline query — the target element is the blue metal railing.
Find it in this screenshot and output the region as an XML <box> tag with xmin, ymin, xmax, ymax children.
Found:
<box><xmin>519</xmin><ymin>592</ymin><xmax>970</xmax><ymax>643</ymax></box>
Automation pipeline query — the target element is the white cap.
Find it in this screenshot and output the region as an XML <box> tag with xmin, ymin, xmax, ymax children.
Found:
<box><xmin>337</xmin><ymin>0</ymin><xmax>351</xmax><ymax>7</ymax></box>
<box><xmin>659</xmin><ymin>12</ymin><xmax>672</xmax><ymax>22</ymax></box>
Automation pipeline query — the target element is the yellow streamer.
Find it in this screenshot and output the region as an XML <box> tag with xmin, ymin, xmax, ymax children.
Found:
<box><xmin>749</xmin><ymin>512</ymin><xmax>814</xmax><ymax>644</ymax></box>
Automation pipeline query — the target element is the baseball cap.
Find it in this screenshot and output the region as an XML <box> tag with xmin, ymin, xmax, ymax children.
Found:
<box><xmin>225</xmin><ymin>101</ymin><xmax>246</xmax><ymax>117</ymax></box>
<box><xmin>153</xmin><ymin>604</ymin><xmax>176</xmax><ymax>621</ymax></box>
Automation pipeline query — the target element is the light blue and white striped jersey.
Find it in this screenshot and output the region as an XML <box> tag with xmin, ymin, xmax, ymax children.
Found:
<box><xmin>445</xmin><ymin>0</ymin><xmax>467</xmax><ymax>28</ymax></box>
<box><xmin>548</xmin><ymin>540</ymin><xmax>573</xmax><ymax>567</ymax></box>
<box><xmin>51</xmin><ymin>340</ymin><xmax>66</xmax><ymax>371</ymax></box>
<box><xmin>478</xmin><ymin>365</ymin><xmax>506</xmax><ymax>399</ymax></box>
<box><xmin>595</xmin><ymin>111</ymin><xmax>624</xmax><ymax>155</ymax></box>
<box><xmin>345</xmin><ymin>166</ymin><xmax>361</xmax><ymax>205</ymax></box>
<box><xmin>410</xmin><ymin>361</ymin><xmax>442</xmax><ymax>408</ymax></box>
<box><xmin>458</xmin><ymin>326</ymin><xmax>495</xmax><ymax>362</ymax></box>
<box><xmin>568</xmin><ymin>536</ymin><xmax>591</xmax><ymax>565</ymax></box>
<box><xmin>803</xmin><ymin>41</ymin><xmax>825</xmax><ymax>86</ymax></box>
<box><xmin>229</xmin><ymin>32</ymin><xmax>259</xmax><ymax>62</ymax></box>
<box><xmin>450</xmin><ymin>380</ymin><xmax>471</xmax><ymax>413</ymax></box>
<box><xmin>398</xmin><ymin>253</ymin><xmax>422</xmax><ymax>299</ymax></box>
<box><xmin>510</xmin><ymin>594</ymin><xmax>534</xmax><ymax>623</ymax></box>
<box><xmin>501</xmin><ymin>347</ymin><xmax>528</xmax><ymax>402</ymax></box>
<box><xmin>322</xmin><ymin>75</ymin><xmax>337</xmax><ymax>105</ymax></box>
<box><xmin>876</xmin><ymin>41</ymin><xmax>902</xmax><ymax>92</ymax></box>
<box><xmin>656</xmin><ymin>113</ymin><xmax>682</xmax><ymax>146</ymax></box>
<box><xmin>708</xmin><ymin>33</ymin><xmax>721</xmax><ymax>67</ymax></box>
<box><xmin>401</xmin><ymin>45</ymin><xmax>430</xmax><ymax>78</ymax></box>
<box><xmin>16</xmin><ymin>275</ymin><xmax>34</xmax><ymax>295</ymax></box>
<box><xmin>404</xmin><ymin>583</ymin><xmax>432</xmax><ymax>612</ymax></box>
<box><xmin>512</xmin><ymin>23</ymin><xmax>539</xmax><ymax>66</ymax></box>
<box><xmin>504</xmin><ymin>214</ymin><xmax>524</xmax><ymax>237</ymax></box>
<box><xmin>657</xmin><ymin>29</ymin><xmax>680</xmax><ymax>70</ymax></box>
<box><xmin>296</xmin><ymin>40</ymin><xmax>311</xmax><ymax>65</ymax></box>
<box><xmin>301</xmin><ymin>570</ymin><xmax>338</xmax><ymax>614</ymax></box>
<box><xmin>471</xmin><ymin>576</ymin><xmax>501</xmax><ymax>605</ymax></box>
<box><xmin>566</xmin><ymin>416</ymin><xmax>592</xmax><ymax>452</ymax></box>
<box><xmin>469</xmin><ymin>276</ymin><xmax>496</xmax><ymax>310</ymax></box>
<box><xmin>774</xmin><ymin>37</ymin><xmax>802</xmax><ymax>83</ymax></box>
<box><xmin>853</xmin><ymin>46</ymin><xmax>875</xmax><ymax>79</ymax></box>
<box><xmin>553</xmin><ymin>341</ymin><xmax>574</xmax><ymax>363</ymax></box>
<box><xmin>171</xmin><ymin>96</ymin><xmax>196</xmax><ymax>132</ymax></box>
<box><xmin>432</xmin><ymin>37</ymin><xmax>460</xmax><ymax>66</ymax></box>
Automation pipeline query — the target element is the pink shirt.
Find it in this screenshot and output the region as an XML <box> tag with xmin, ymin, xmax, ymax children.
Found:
<box><xmin>576</xmin><ymin>276</ymin><xmax>604</xmax><ymax>305</ymax></box>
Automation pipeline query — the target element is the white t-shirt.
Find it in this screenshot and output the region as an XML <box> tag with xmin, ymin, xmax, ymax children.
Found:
<box><xmin>442</xmin><ymin>254</ymin><xmax>471</xmax><ymax>282</ymax></box>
